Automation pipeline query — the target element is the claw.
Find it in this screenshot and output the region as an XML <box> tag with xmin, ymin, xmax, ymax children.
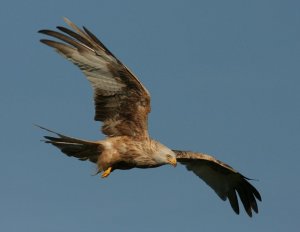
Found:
<box><xmin>101</xmin><ymin>167</ymin><xmax>112</xmax><ymax>178</ymax></box>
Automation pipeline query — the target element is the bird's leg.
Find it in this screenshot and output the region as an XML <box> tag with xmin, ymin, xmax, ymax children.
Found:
<box><xmin>101</xmin><ymin>167</ymin><xmax>112</xmax><ymax>178</ymax></box>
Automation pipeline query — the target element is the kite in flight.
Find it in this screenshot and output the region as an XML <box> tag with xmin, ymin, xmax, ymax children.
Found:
<box><xmin>38</xmin><ymin>18</ymin><xmax>261</xmax><ymax>217</ymax></box>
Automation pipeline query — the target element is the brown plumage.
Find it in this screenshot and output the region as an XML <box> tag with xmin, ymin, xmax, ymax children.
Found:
<box><xmin>38</xmin><ymin>18</ymin><xmax>261</xmax><ymax>217</ymax></box>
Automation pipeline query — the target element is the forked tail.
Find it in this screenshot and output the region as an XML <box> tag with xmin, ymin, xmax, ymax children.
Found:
<box><xmin>36</xmin><ymin>125</ymin><xmax>102</xmax><ymax>163</ymax></box>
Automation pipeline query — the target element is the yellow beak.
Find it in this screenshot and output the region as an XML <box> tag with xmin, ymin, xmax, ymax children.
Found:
<box><xmin>168</xmin><ymin>157</ymin><xmax>177</xmax><ymax>167</ymax></box>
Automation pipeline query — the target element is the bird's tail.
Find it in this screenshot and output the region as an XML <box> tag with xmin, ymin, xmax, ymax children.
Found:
<box><xmin>36</xmin><ymin>125</ymin><xmax>102</xmax><ymax>163</ymax></box>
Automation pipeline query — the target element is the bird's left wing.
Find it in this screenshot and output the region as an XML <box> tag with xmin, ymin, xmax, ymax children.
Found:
<box><xmin>38</xmin><ymin>18</ymin><xmax>151</xmax><ymax>138</ymax></box>
<box><xmin>173</xmin><ymin>150</ymin><xmax>261</xmax><ymax>217</ymax></box>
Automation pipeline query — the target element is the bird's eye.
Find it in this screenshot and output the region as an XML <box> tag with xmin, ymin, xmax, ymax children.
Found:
<box><xmin>166</xmin><ymin>154</ymin><xmax>172</xmax><ymax>159</ymax></box>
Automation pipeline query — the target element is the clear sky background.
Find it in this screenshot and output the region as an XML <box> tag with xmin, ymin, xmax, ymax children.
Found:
<box><xmin>1</xmin><ymin>0</ymin><xmax>299</xmax><ymax>231</ymax></box>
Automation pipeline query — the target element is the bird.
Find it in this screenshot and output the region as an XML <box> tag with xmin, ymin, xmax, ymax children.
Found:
<box><xmin>38</xmin><ymin>18</ymin><xmax>261</xmax><ymax>217</ymax></box>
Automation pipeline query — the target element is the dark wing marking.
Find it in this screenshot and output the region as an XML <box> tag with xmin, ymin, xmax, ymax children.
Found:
<box><xmin>39</xmin><ymin>18</ymin><xmax>150</xmax><ymax>138</ymax></box>
<box><xmin>174</xmin><ymin>150</ymin><xmax>261</xmax><ymax>217</ymax></box>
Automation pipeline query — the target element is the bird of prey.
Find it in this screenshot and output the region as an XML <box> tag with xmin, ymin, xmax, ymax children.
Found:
<box><xmin>38</xmin><ymin>18</ymin><xmax>261</xmax><ymax>217</ymax></box>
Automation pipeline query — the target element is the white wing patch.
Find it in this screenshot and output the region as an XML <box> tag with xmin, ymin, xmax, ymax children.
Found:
<box><xmin>62</xmin><ymin>51</ymin><xmax>126</xmax><ymax>94</ymax></box>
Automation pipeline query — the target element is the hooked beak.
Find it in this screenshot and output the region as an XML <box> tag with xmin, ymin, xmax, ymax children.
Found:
<box><xmin>167</xmin><ymin>157</ymin><xmax>177</xmax><ymax>167</ymax></box>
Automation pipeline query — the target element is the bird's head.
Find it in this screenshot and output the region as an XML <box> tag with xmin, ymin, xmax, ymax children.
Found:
<box><xmin>152</xmin><ymin>142</ymin><xmax>177</xmax><ymax>167</ymax></box>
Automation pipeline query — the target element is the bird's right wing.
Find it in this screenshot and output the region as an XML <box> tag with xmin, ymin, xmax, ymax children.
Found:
<box><xmin>174</xmin><ymin>150</ymin><xmax>262</xmax><ymax>217</ymax></box>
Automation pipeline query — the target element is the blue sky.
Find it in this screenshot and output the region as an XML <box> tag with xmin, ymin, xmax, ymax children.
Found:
<box><xmin>1</xmin><ymin>0</ymin><xmax>299</xmax><ymax>231</ymax></box>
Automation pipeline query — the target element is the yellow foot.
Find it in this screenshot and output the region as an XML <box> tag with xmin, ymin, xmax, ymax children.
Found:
<box><xmin>101</xmin><ymin>167</ymin><xmax>112</xmax><ymax>178</ymax></box>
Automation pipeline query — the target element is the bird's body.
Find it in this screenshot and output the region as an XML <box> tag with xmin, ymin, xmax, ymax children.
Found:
<box><xmin>39</xmin><ymin>18</ymin><xmax>261</xmax><ymax>217</ymax></box>
<box><xmin>41</xmin><ymin>126</ymin><xmax>176</xmax><ymax>176</ymax></box>
<box><xmin>98</xmin><ymin>137</ymin><xmax>177</xmax><ymax>171</ymax></box>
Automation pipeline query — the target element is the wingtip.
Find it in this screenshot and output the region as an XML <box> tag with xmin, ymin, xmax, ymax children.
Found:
<box><xmin>38</xmin><ymin>29</ymin><xmax>53</xmax><ymax>35</ymax></box>
<box><xmin>63</xmin><ymin>17</ymin><xmax>71</xmax><ymax>24</ymax></box>
<box><xmin>39</xmin><ymin>39</ymin><xmax>48</xmax><ymax>45</ymax></box>
<box><xmin>38</xmin><ymin>29</ymin><xmax>45</xmax><ymax>34</ymax></box>
<box><xmin>247</xmin><ymin>211</ymin><xmax>253</xmax><ymax>218</ymax></box>
<box><xmin>63</xmin><ymin>17</ymin><xmax>77</xmax><ymax>29</ymax></box>
<box><xmin>255</xmin><ymin>191</ymin><xmax>262</xmax><ymax>202</ymax></box>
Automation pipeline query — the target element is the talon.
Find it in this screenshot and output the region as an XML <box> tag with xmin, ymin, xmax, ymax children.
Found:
<box><xmin>101</xmin><ymin>167</ymin><xmax>112</xmax><ymax>178</ymax></box>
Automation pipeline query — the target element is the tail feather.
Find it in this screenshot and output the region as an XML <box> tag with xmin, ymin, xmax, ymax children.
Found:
<box><xmin>37</xmin><ymin>125</ymin><xmax>102</xmax><ymax>163</ymax></box>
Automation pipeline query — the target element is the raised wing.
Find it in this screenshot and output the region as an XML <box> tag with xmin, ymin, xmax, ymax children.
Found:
<box><xmin>39</xmin><ymin>18</ymin><xmax>151</xmax><ymax>138</ymax></box>
<box><xmin>174</xmin><ymin>150</ymin><xmax>261</xmax><ymax>217</ymax></box>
